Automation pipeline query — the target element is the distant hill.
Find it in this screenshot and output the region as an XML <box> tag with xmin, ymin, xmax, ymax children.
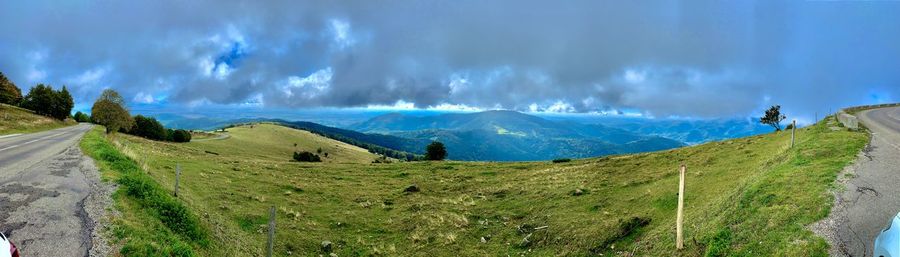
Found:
<box><xmin>0</xmin><ymin>103</ymin><xmax>74</xmax><ymax>135</ymax></box>
<box><xmin>194</xmin><ymin>124</ymin><xmax>378</xmax><ymax>164</ymax></box>
<box><xmin>272</xmin><ymin>120</ymin><xmax>429</xmax><ymax>160</ymax></box>
<box><xmin>350</xmin><ymin>110</ymin><xmax>686</xmax><ymax>161</ymax></box>
<box><xmin>590</xmin><ymin>117</ymin><xmax>774</xmax><ymax>144</ymax></box>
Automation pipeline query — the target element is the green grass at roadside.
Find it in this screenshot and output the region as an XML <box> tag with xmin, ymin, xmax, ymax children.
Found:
<box><xmin>99</xmin><ymin>119</ymin><xmax>865</xmax><ymax>256</ymax></box>
<box><xmin>80</xmin><ymin>127</ymin><xmax>210</xmax><ymax>256</ymax></box>
<box><xmin>0</xmin><ymin>103</ymin><xmax>74</xmax><ymax>135</ymax></box>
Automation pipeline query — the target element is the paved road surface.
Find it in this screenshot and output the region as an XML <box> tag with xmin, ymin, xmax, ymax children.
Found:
<box><xmin>829</xmin><ymin>107</ymin><xmax>900</xmax><ymax>256</ymax></box>
<box><xmin>0</xmin><ymin>124</ymin><xmax>107</xmax><ymax>256</ymax></box>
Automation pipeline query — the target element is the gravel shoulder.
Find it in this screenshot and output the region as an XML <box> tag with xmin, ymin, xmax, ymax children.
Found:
<box><xmin>813</xmin><ymin>107</ymin><xmax>900</xmax><ymax>257</ymax></box>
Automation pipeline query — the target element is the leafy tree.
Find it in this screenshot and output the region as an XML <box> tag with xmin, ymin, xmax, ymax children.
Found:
<box><xmin>74</xmin><ymin>111</ymin><xmax>91</xmax><ymax>122</ymax></box>
<box><xmin>0</xmin><ymin>72</ymin><xmax>22</xmax><ymax>105</ymax></box>
<box><xmin>426</xmin><ymin>141</ymin><xmax>447</xmax><ymax>161</ymax></box>
<box><xmin>91</xmin><ymin>89</ymin><xmax>134</xmax><ymax>133</ymax></box>
<box><xmin>131</xmin><ymin>115</ymin><xmax>168</xmax><ymax>140</ymax></box>
<box><xmin>760</xmin><ymin>105</ymin><xmax>787</xmax><ymax>131</ymax></box>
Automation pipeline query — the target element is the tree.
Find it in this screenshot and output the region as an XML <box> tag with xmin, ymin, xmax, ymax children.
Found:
<box><xmin>74</xmin><ymin>111</ymin><xmax>91</xmax><ymax>122</ymax></box>
<box><xmin>20</xmin><ymin>84</ymin><xmax>73</xmax><ymax>120</ymax></box>
<box><xmin>55</xmin><ymin>86</ymin><xmax>74</xmax><ymax>120</ymax></box>
<box><xmin>20</xmin><ymin>84</ymin><xmax>54</xmax><ymax>116</ymax></box>
<box><xmin>91</xmin><ymin>89</ymin><xmax>133</xmax><ymax>134</ymax></box>
<box><xmin>0</xmin><ymin>72</ymin><xmax>22</xmax><ymax>105</ymax></box>
<box><xmin>131</xmin><ymin>115</ymin><xmax>168</xmax><ymax>140</ymax></box>
<box><xmin>760</xmin><ymin>105</ymin><xmax>787</xmax><ymax>131</ymax></box>
<box><xmin>426</xmin><ymin>141</ymin><xmax>447</xmax><ymax>161</ymax></box>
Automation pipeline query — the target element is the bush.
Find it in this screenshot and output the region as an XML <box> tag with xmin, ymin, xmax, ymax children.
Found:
<box><xmin>552</xmin><ymin>158</ymin><xmax>571</xmax><ymax>163</ymax></box>
<box><xmin>173</xmin><ymin>130</ymin><xmax>192</xmax><ymax>143</ymax></box>
<box><xmin>293</xmin><ymin>151</ymin><xmax>322</xmax><ymax>162</ymax></box>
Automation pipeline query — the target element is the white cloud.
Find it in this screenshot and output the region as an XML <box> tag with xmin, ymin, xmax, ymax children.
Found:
<box><xmin>330</xmin><ymin>19</ymin><xmax>354</xmax><ymax>49</ymax></box>
<box><xmin>545</xmin><ymin>101</ymin><xmax>576</xmax><ymax>113</ymax></box>
<box><xmin>427</xmin><ymin>103</ymin><xmax>482</xmax><ymax>112</ymax></box>
<box><xmin>366</xmin><ymin>100</ymin><xmax>416</xmax><ymax>110</ymax></box>
<box><xmin>214</xmin><ymin>63</ymin><xmax>232</xmax><ymax>80</ymax></box>
<box><xmin>133</xmin><ymin>92</ymin><xmax>156</xmax><ymax>104</ymax></box>
<box><xmin>624</xmin><ymin>69</ymin><xmax>646</xmax><ymax>84</ymax></box>
<box><xmin>68</xmin><ymin>67</ymin><xmax>108</xmax><ymax>85</ymax></box>
<box><xmin>198</xmin><ymin>58</ymin><xmax>215</xmax><ymax>77</ymax></box>
<box><xmin>281</xmin><ymin>67</ymin><xmax>333</xmax><ymax>99</ymax></box>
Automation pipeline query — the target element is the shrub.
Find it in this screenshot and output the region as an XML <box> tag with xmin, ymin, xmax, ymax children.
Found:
<box><xmin>552</xmin><ymin>158</ymin><xmax>571</xmax><ymax>163</ymax></box>
<box><xmin>173</xmin><ymin>130</ymin><xmax>192</xmax><ymax>143</ymax></box>
<box><xmin>293</xmin><ymin>151</ymin><xmax>322</xmax><ymax>162</ymax></box>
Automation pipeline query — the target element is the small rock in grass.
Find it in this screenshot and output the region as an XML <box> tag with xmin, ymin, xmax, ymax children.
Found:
<box><xmin>404</xmin><ymin>184</ymin><xmax>420</xmax><ymax>193</ymax></box>
<box><xmin>321</xmin><ymin>241</ymin><xmax>333</xmax><ymax>253</ymax></box>
<box><xmin>571</xmin><ymin>188</ymin><xmax>585</xmax><ymax>196</ymax></box>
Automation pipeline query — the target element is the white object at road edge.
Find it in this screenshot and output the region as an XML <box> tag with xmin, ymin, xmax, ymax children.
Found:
<box><xmin>0</xmin><ymin>134</ymin><xmax>21</xmax><ymax>139</ymax></box>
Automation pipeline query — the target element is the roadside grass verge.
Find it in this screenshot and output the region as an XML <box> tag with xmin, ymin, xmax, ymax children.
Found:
<box><xmin>110</xmin><ymin>120</ymin><xmax>865</xmax><ymax>256</ymax></box>
<box><xmin>0</xmin><ymin>103</ymin><xmax>74</xmax><ymax>135</ymax></box>
<box><xmin>633</xmin><ymin>116</ymin><xmax>868</xmax><ymax>255</ymax></box>
<box><xmin>80</xmin><ymin>126</ymin><xmax>209</xmax><ymax>256</ymax></box>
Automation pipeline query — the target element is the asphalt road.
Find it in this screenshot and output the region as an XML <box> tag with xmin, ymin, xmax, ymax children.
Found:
<box><xmin>829</xmin><ymin>107</ymin><xmax>900</xmax><ymax>256</ymax></box>
<box><xmin>0</xmin><ymin>124</ymin><xmax>107</xmax><ymax>257</ymax></box>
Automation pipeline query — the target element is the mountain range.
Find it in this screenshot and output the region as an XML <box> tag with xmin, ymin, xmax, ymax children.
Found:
<box><xmin>349</xmin><ymin>110</ymin><xmax>686</xmax><ymax>161</ymax></box>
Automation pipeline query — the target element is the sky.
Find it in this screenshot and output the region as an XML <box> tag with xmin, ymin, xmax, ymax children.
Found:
<box><xmin>1</xmin><ymin>1</ymin><xmax>899</xmax><ymax>122</ymax></box>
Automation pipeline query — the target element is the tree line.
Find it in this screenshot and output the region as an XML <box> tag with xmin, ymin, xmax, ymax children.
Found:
<box><xmin>91</xmin><ymin>89</ymin><xmax>191</xmax><ymax>142</ymax></box>
<box><xmin>1</xmin><ymin>72</ymin><xmax>74</xmax><ymax>120</ymax></box>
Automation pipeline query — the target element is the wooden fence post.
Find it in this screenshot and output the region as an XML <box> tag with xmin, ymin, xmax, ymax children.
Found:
<box><xmin>790</xmin><ymin>119</ymin><xmax>796</xmax><ymax>148</ymax></box>
<box><xmin>266</xmin><ymin>206</ymin><xmax>276</xmax><ymax>257</ymax></box>
<box><xmin>676</xmin><ymin>164</ymin><xmax>685</xmax><ymax>250</ymax></box>
<box><xmin>174</xmin><ymin>164</ymin><xmax>180</xmax><ymax>197</ymax></box>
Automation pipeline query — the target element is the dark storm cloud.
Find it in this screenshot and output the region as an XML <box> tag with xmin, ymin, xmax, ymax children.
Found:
<box><xmin>1</xmin><ymin>1</ymin><xmax>899</xmax><ymax>118</ymax></box>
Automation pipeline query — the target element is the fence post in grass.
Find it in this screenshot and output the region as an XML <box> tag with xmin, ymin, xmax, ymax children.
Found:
<box><xmin>676</xmin><ymin>164</ymin><xmax>685</xmax><ymax>250</ymax></box>
<box><xmin>266</xmin><ymin>206</ymin><xmax>276</xmax><ymax>257</ymax></box>
<box><xmin>790</xmin><ymin>119</ymin><xmax>796</xmax><ymax>148</ymax></box>
<box><xmin>174</xmin><ymin>164</ymin><xmax>180</xmax><ymax>197</ymax></box>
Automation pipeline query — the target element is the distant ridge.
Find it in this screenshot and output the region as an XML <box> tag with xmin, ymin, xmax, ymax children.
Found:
<box><xmin>350</xmin><ymin>111</ymin><xmax>686</xmax><ymax>161</ymax></box>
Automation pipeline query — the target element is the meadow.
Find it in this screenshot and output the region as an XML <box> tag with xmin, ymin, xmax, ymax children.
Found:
<box><xmin>0</xmin><ymin>103</ymin><xmax>74</xmax><ymax>135</ymax></box>
<box><xmin>84</xmin><ymin>119</ymin><xmax>866</xmax><ymax>256</ymax></box>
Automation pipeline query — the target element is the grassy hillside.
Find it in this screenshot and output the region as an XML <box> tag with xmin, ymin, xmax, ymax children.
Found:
<box><xmin>203</xmin><ymin>124</ymin><xmax>377</xmax><ymax>164</ymax></box>
<box><xmin>91</xmin><ymin>118</ymin><xmax>865</xmax><ymax>256</ymax></box>
<box><xmin>0</xmin><ymin>103</ymin><xmax>74</xmax><ymax>135</ymax></box>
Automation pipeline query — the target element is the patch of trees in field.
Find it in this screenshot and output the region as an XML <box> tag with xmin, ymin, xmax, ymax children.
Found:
<box><xmin>91</xmin><ymin>89</ymin><xmax>191</xmax><ymax>142</ymax></box>
<box><xmin>1</xmin><ymin>72</ymin><xmax>74</xmax><ymax>121</ymax></box>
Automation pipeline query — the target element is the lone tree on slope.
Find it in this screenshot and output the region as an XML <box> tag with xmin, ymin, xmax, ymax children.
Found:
<box><xmin>426</xmin><ymin>141</ymin><xmax>447</xmax><ymax>161</ymax></box>
<box><xmin>91</xmin><ymin>89</ymin><xmax>133</xmax><ymax>134</ymax></box>
<box><xmin>760</xmin><ymin>105</ymin><xmax>787</xmax><ymax>131</ymax></box>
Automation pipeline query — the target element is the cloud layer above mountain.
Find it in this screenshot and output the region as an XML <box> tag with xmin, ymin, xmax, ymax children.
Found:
<box><xmin>1</xmin><ymin>1</ymin><xmax>898</xmax><ymax>118</ymax></box>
